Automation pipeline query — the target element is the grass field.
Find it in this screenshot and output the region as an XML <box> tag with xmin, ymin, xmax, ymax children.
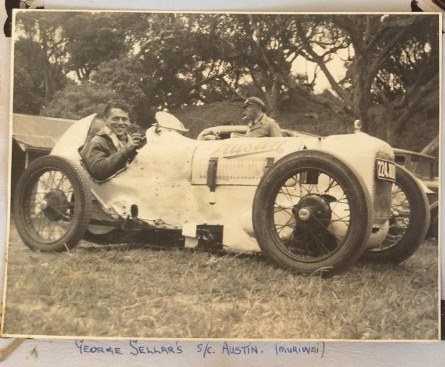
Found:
<box><xmin>2</xmin><ymin>223</ymin><xmax>439</xmax><ymax>340</ymax></box>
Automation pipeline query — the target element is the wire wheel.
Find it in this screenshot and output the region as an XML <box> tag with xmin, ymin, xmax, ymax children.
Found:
<box><xmin>253</xmin><ymin>150</ymin><xmax>372</xmax><ymax>274</ymax></box>
<box><xmin>14</xmin><ymin>155</ymin><xmax>92</xmax><ymax>251</ymax></box>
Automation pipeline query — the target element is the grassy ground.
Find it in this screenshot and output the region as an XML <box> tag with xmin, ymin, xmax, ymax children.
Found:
<box><xmin>2</xmin><ymin>223</ymin><xmax>439</xmax><ymax>340</ymax></box>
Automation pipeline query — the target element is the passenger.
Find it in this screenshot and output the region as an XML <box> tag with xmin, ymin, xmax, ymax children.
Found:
<box><xmin>242</xmin><ymin>97</ymin><xmax>282</xmax><ymax>137</ymax></box>
<box><xmin>80</xmin><ymin>101</ymin><xmax>144</xmax><ymax>181</ymax></box>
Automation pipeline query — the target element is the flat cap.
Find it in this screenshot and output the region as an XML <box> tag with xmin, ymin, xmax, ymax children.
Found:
<box><xmin>242</xmin><ymin>97</ymin><xmax>266</xmax><ymax>110</ymax></box>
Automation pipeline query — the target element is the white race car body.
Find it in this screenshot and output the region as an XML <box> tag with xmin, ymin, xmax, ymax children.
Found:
<box><xmin>51</xmin><ymin>113</ymin><xmax>394</xmax><ymax>253</ymax></box>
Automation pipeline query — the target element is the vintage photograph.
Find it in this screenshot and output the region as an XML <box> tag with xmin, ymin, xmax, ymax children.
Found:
<box><xmin>2</xmin><ymin>10</ymin><xmax>440</xmax><ymax>339</ymax></box>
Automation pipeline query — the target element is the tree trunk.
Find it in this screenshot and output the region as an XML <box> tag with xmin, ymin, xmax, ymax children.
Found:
<box><xmin>265</xmin><ymin>74</ymin><xmax>282</xmax><ymax>118</ymax></box>
<box><xmin>351</xmin><ymin>55</ymin><xmax>372</xmax><ymax>132</ymax></box>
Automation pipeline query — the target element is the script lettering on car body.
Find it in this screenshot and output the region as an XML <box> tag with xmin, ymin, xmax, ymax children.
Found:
<box><xmin>211</xmin><ymin>140</ymin><xmax>288</xmax><ymax>159</ymax></box>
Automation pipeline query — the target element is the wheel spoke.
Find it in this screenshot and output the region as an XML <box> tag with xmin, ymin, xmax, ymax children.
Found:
<box><xmin>307</xmin><ymin>229</ymin><xmax>331</xmax><ymax>255</ymax></box>
<box><xmin>322</xmin><ymin>176</ymin><xmax>338</xmax><ymax>193</ymax></box>
<box><xmin>269</xmin><ymin>166</ymin><xmax>356</xmax><ymax>262</ymax></box>
<box><xmin>21</xmin><ymin>166</ymin><xmax>79</xmax><ymax>243</ymax></box>
<box><xmin>331</xmin><ymin>211</ymin><xmax>351</xmax><ymax>223</ymax></box>
<box><xmin>50</xmin><ymin>207</ymin><xmax>72</xmax><ymax>221</ymax></box>
<box><xmin>30</xmin><ymin>210</ymin><xmax>45</xmax><ymax>220</ymax></box>
<box><xmin>35</xmin><ymin>218</ymin><xmax>51</xmax><ymax>236</ymax></box>
<box><xmin>31</xmin><ymin>212</ymin><xmax>45</xmax><ymax>232</ymax></box>
<box><xmin>274</xmin><ymin>216</ymin><xmax>296</xmax><ymax>234</ymax></box>
<box><xmin>45</xmin><ymin>171</ymin><xmax>55</xmax><ymax>191</ymax></box>
<box><xmin>278</xmin><ymin>186</ymin><xmax>301</xmax><ymax>201</ymax></box>
<box><xmin>273</xmin><ymin>203</ymin><xmax>294</xmax><ymax>216</ymax></box>
<box><xmin>55</xmin><ymin>172</ymin><xmax>67</xmax><ymax>190</ymax></box>
<box><xmin>39</xmin><ymin>172</ymin><xmax>51</xmax><ymax>192</ymax></box>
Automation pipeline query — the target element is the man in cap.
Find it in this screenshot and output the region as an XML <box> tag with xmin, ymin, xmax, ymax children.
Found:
<box><xmin>242</xmin><ymin>97</ymin><xmax>282</xmax><ymax>137</ymax></box>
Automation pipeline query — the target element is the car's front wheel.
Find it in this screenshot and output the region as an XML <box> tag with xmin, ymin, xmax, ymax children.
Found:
<box><xmin>14</xmin><ymin>155</ymin><xmax>92</xmax><ymax>251</ymax></box>
<box><xmin>252</xmin><ymin>150</ymin><xmax>373</xmax><ymax>275</ymax></box>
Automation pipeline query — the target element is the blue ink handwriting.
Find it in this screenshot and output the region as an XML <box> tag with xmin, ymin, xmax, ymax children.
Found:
<box><xmin>221</xmin><ymin>341</ymin><xmax>262</xmax><ymax>356</ymax></box>
<box><xmin>196</xmin><ymin>343</ymin><xmax>216</xmax><ymax>358</ymax></box>
<box><xmin>75</xmin><ymin>340</ymin><xmax>123</xmax><ymax>355</ymax></box>
<box><xmin>129</xmin><ymin>340</ymin><xmax>183</xmax><ymax>356</ymax></box>
<box><xmin>274</xmin><ymin>342</ymin><xmax>325</xmax><ymax>358</ymax></box>
<box><xmin>73</xmin><ymin>340</ymin><xmax>326</xmax><ymax>359</ymax></box>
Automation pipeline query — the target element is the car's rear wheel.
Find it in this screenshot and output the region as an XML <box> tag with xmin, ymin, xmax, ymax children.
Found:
<box><xmin>427</xmin><ymin>205</ymin><xmax>438</xmax><ymax>239</ymax></box>
<box><xmin>14</xmin><ymin>155</ymin><xmax>92</xmax><ymax>251</ymax></box>
<box><xmin>364</xmin><ymin>165</ymin><xmax>430</xmax><ymax>263</ymax></box>
<box><xmin>252</xmin><ymin>150</ymin><xmax>372</xmax><ymax>275</ymax></box>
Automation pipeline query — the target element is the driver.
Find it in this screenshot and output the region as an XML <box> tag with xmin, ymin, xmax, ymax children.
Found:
<box><xmin>80</xmin><ymin>101</ymin><xmax>144</xmax><ymax>181</ymax></box>
<box><xmin>242</xmin><ymin>97</ymin><xmax>282</xmax><ymax>137</ymax></box>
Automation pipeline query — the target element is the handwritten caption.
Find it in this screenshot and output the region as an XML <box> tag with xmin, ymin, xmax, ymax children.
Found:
<box><xmin>74</xmin><ymin>340</ymin><xmax>325</xmax><ymax>359</ymax></box>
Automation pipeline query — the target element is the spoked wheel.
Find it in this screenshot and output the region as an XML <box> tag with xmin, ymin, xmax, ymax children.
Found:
<box><xmin>13</xmin><ymin>155</ymin><xmax>92</xmax><ymax>251</ymax></box>
<box><xmin>253</xmin><ymin>150</ymin><xmax>372</xmax><ymax>275</ymax></box>
<box><xmin>364</xmin><ymin>165</ymin><xmax>430</xmax><ymax>263</ymax></box>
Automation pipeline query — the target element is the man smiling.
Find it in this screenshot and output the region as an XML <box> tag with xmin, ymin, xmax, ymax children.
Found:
<box><xmin>80</xmin><ymin>101</ymin><xmax>144</xmax><ymax>181</ymax></box>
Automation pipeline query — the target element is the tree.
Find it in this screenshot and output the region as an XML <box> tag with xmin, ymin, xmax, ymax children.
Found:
<box><xmin>91</xmin><ymin>57</ymin><xmax>154</xmax><ymax>127</ymax></box>
<box><xmin>42</xmin><ymin>82</ymin><xmax>117</xmax><ymax>120</ymax></box>
<box><xmin>296</xmin><ymin>14</ymin><xmax>439</xmax><ymax>135</ymax></box>
<box><xmin>13</xmin><ymin>11</ymin><xmax>133</xmax><ymax>112</ymax></box>
<box><xmin>63</xmin><ymin>13</ymin><xmax>130</xmax><ymax>80</ymax></box>
<box><xmin>15</xmin><ymin>12</ymin><xmax>71</xmax><ymax>103</ymax></box>
<box><xmin>13</xmin><ymin>39</ymin><xmax>47</xmax><ymax>114</ymax></box>
<box><xmin>127</xmin><ymin>14</ymin><xmax>312</xmax><ymax>118</ymax></box>
<box><xmin>13</xmin><ymin>11</ymin><xmax>439</xmax><ymax>153</ymax></box>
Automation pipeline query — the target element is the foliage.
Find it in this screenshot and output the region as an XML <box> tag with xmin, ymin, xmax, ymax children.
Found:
<box><xmin>13</xmin><ymin>39</ymin><xmax>47</xmax><ymax>114</ymax></box>
<box><xmin>12</xmin><ymin>12</ymin><xmax>440</xmax><ymax>150</ymax></box>
<box><xmin>296</xmin><ymin>14</ymin><xmax>440</xmax><ymax>137</ymax></box>
<box><xmin>90</xmin><ymin>57</ymin><xmax>154</xmax><ymax>127</ymax></box>
<box><xmin>42</xmin><ymin>82</ymin><xmax>117</xmax><ymax>120</ymax></box>
<box><xmin>15</xmin><ymin>12</ymin><xmax>71</xmax><ymax>103</ymax></box>
<box><xmin>63</xmin><ymin>13</ymin><xmax>131</xmax><ymax>80</ymax></box>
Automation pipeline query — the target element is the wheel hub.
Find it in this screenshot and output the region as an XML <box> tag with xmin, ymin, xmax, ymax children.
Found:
<box><xmin>297</xmin><ymin>208</ymin><xmax>311</xmax><ymax>221</ymax></box>
<box><xmin>287</xmin><ymin>194</ymin><xmax>338</xmax><ymax>257</ymax></box>
<box><xmin>42</xmin><ymin>190</ymin><xmax>69</xmax><ymax>221</ymax></box>
<box><xmin>292</xmin><ymin>194</ymin><xmax>332</xmax><ymax>227</ymax></box>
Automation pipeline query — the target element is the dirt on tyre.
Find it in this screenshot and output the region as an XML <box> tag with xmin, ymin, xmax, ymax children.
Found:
<box><xmin>13</xmin><ymin>155</ymin><xmax>92</xmax><ymax>251</ymax></box>
<box><xmin>363</xmin><ymin>164</ymin><xmax>430</xmax><ymax>263</ymax></box>
<box><xmin>252</xmin><ymin>150</ymin><xmax>373</xmax><ymax>275</ymax></box>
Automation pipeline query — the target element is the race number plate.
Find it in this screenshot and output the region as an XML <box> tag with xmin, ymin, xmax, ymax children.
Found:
<box><xmin>376</xmin><ymin>159</ymin><xmax>396</xmax><ymax>182</ymax></box>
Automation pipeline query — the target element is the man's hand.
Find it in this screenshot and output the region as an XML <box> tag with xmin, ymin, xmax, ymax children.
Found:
<box><xmin>126</xmin><ymin>133</ymin><xmax>144</xmax><ymax>151</ymax></box>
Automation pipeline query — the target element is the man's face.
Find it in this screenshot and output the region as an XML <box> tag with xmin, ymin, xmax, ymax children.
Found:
<box><xmin>106</xmin><ymin>108</ymin><xmax>131</xmax><ymax>138</ymax></box>
<box><xmin>243</xmin><ymin>104</ymin><xmax>260</xmax><ymax>122</ymax></box>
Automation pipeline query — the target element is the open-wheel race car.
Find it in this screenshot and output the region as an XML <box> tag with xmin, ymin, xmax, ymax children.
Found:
<box><xmin>13</xmin><ymin>112</ymin><xmax>431</xmax><ymax>274</ymax></box>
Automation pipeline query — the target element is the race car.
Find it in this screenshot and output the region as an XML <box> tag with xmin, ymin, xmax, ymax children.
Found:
<box><xmin>13</xmin><ymin>112</ymin><xmax>430</xmax><ymax>274</ymax></box>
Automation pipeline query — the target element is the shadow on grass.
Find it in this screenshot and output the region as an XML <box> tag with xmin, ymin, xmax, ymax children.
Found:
<box><xmin>77</xmin><ymin>238</ymin><xmax>267</xmax><ymax>262</ymax></box>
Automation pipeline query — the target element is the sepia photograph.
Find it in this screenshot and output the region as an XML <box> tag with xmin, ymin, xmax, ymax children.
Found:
<box><xmin>2</xmin><ymin>10</ymin><xmax>440</xmax><ymax>340</ymax></box>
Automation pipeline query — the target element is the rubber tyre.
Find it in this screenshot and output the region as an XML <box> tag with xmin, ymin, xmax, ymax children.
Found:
<box><xmin>252</xmin><ymin>150</ymin><xmax>373</xmax><ymax>274</ymax></box>
<box><xmin>427</xmin><ymin>205</ymin><xmax>438</xmax><ymax>239</ymax></box>
<box><xmin>364</xmin><ymin>165</ymin><xmax>430</xmax><ymax>263</ymax></box>
<box><xmin>14</xmin><ymin>155</ymin><xmax>92</xmax><ymax>251</ymax></box>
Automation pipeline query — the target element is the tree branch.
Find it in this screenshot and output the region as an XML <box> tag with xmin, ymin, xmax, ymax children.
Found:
<box><xmin>394</xmin><ymin>74</ymin><xmax>439</xmax><ymax>135</ymax></box>
<box><xmin>296</xmin><ymin>21</ymin><xmax>352</xmax><ymax>107</ymax></box>
<box><xmin>367</xmin><ymin>27</ymin><xmax>412</xmax><ymax>82</ymax></box>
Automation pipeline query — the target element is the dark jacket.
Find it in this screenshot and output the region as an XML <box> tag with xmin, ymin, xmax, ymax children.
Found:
<box><xmin>80</xmin><ymin>127</ymin><xmax>136</xmax><ymax>181</ymax></box>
